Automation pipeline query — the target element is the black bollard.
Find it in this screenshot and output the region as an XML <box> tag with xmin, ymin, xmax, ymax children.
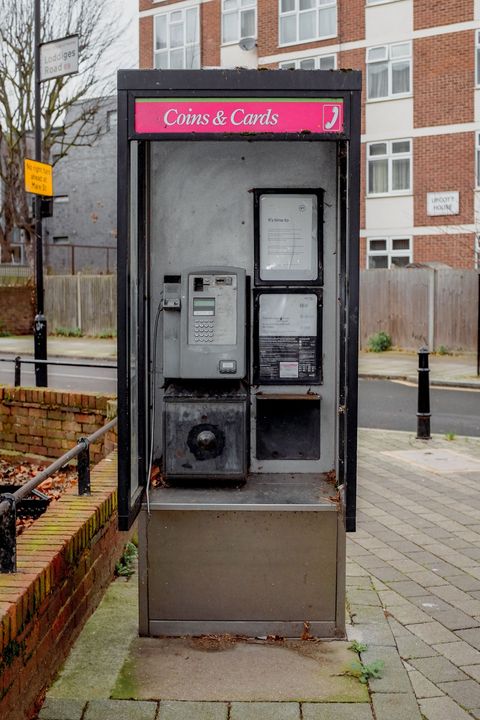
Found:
<box><xmin>417</xmin><ymin>346</ymin><xmax>431</xmax><ymax>440</ymax></box>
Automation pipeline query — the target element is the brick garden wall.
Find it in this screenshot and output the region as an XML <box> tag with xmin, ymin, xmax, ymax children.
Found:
<box><xmin>0</xmin><ymin>388</ymin><xmax>117</xmax><ymax>463</ymax></box>
<box><xmin>0</xmin><ymin>287</ymin><xmax>34</xmax><ymax>335</ymax></box>
<box><xmin>0</xmin><ymin>453</ymin><xmax>133</xmax><ymax>720</ymax></box>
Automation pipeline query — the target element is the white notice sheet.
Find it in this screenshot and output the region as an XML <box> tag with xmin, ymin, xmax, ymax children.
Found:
<box><xmin>259</xmin><ymin>194</ymin><xmax>317</xmax><ymax>281</ymax></box>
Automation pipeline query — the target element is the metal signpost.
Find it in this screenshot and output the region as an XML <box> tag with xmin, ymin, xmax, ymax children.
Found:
<box><xmin>33</xmin><ymin>0</ymin><xmax>79</xmax><ymax>386</ymax></box>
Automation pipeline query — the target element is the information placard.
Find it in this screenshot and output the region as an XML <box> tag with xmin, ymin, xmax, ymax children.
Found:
<box><xmin>254</xmin><ymin>290</ymin><xmax>322</xmax><ymax>384</ymax></box>
<box><xmin>254</xmin><ymin>189</ymin><xmax>323</xmax><ymax>285</ymax></box>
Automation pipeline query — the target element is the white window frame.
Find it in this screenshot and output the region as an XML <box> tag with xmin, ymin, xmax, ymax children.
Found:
<box><xmin>476</xmin><ymin>132</ymin><xmax>480</xmax><ymax>188</ymax></box>
<box><xmin>278</xmin><ymin>0</ymin><xmax>337</xmax><ymax>48</ymax></box>
<box><xmin>153</xmin><ymin>6</ymin><xmax>200</xmax><ymax>70</ymax></box>
<box><xmin>366</xmin><ymin>0</ymin><xmax>403</xmax><ymax>5</ymax></box>
<box><xmin>367</xmin><ymin>139</ymin><xmax>412</xmax><ymax>197</ymax></box>
<box><xmin>477</xmin><ymin>31</ymin><xmax>480</xmax><ymax>88</ymax></box>
<box><xmin>475</xmin><ymin>235</ymin><xmax>480</xmax><ymax>270</ymax></box>
<box><xmin>366</xmin><ymin>42</ymin><xmax>412</xmax><ymax>101</ymax></box>
<box><xmin>367</xmin><ymin>236</ymin><xmax>413</xmax><ymax>269</ymax></box>
<box><xmin>222</xmin><ymin>0</ymin><xmax>257</xmax><ymax>46</ymax></box>
<box><xmin>279</xmin><ymin>53</ymin><xmax>336</xmax><ymax>70</ymax></box>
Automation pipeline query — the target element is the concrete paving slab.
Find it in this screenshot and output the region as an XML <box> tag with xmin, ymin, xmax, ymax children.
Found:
<box><xmin>395</xmin><ymin>633</ymin><xmax>437</xmax><ymax>660</ymax></box>
<box><xmin>409</xmin><ymin>656</ymin><xmax>468</xmax><ymax>683</ymax></box>
<box><xmin>229</xmin><ymin>702</ymin><xmax>300</xmax><ymax>719</ymax></box>
<box><xmin>419</xmin><ymin>696</ymin><xmax>473</xmax><ymax>720</ymax></box>
<box><xmin>461</xmin><ymin>664</ymin><xmax>480</xmax><ymax>682</ymax></box>
<box><xmin>158</xmin><ymin>701</ymin><xmax>228</xmax><ymax>720</ymax></box>
<box><xmin>438</xmin><ymin>679</ymin><xmax>480</xmax><ymax>709</ymax></box>
<box><xmin>371</xmin><ymin>692</ymin><xmax>422</xmax><ymax>720</ymax></box>
<box><xmin>406</xmin><ymin>621</ymin><xmax>459</xmax><ymax>644</ymax></box>
<box><xmin>38</xmin><ymin>698</ymin><xmax>87</xmax><ymax>720</ymax></box>
<box><xmin>47</xmin><ymin>576</ymin><xmax>138</xmax><ymax>700</ymax></box>
<box><xmin>111</xmin><ymin>637</ymin><xmax>369</xmax><ymax>703</ymax></box>
<box><xmin>302</xmin><ymin>703</ymin><xmax>374</xmax><ymax>719</ymax></box>
<box><xmin>455</xmin><ymin>627</ymin><xmax>480</xmax><ymax>650</ymax></box>
<box><xmin>362</xmin><ymin>645</ymin><xmax>412</xmax><ymax>693</ymax></box>
<box><xmin>432</xmin><ymin>641</ymin><xmax>480</xmax><ymax>666</ymax></box>
<box><xmin>383</xmin><ymin>449</ymin><xmax>480</xmax><ymax>474</ymax></box>
<box><xmin>84</xmin><ymin>700</ymin><xmax>157</xmax><ymax>720</ymax></box>
<box><xmin>406</xmin><ymin>669</ymin><xmax>443</xmax><ymax>698</ymax></box>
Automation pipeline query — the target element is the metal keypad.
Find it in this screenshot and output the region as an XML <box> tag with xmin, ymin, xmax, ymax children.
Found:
<box><xmin>193</xmin><ymin>319</ymin><xmax>215</xmax><ymax>343</ymax></box>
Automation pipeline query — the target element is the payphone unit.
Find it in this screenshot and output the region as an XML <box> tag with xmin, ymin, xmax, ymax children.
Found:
<box><xmin>163</xmin><ymin>267</ymin><xmax>247</xmax><ymax>380</ymax></box>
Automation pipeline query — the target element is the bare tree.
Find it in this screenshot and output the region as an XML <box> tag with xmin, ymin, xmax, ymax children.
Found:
<box><xmin>0</xmin><ymin>0</ymin><xmax>124</xmax><ymax>267</ymax></box>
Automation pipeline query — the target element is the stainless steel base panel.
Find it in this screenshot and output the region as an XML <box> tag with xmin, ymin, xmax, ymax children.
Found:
<box><xmin>139</xmin><ymin>475</ymin><xmax>346</xmax><ymax>638</ymax></box>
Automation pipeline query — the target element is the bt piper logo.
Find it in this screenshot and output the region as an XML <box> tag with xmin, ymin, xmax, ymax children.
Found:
<box><xmin>323</xmin><ymin>104</ymin><xmax>341</xmax><ymax>132</ymax></box>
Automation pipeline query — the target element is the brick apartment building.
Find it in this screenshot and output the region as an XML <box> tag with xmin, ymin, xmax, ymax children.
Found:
<box><xmin>138</xmin><ymin>0</ymin><xmax>480</xmax><ymax>269</ymax></box>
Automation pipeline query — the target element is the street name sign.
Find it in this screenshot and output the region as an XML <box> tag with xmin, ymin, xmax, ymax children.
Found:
<box><xmin>40</xmin><ymin>35</ymin><xmax>79</xmax><ymax>82</ymax></box>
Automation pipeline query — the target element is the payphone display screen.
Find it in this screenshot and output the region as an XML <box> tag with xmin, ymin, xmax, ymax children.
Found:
<box><xmin>254</xmin><ymin>290</ymin><xmax>322</xmax><ymax>384</ymax></box>
<box><xmin>193</xmin><ymin>298</ymin><xmax>215</xmax><ymax>316</ymax></box>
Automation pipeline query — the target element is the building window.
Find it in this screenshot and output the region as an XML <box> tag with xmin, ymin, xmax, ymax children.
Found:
<box><xmin>475</xmin><ymin>235</ymin><xmax>480</xmax><ymax>270</ymax></box>
<box><xmin>367</xmin><ymin>139</ymin><xmax>411</xmax><ymax>195</ymax></box>
<box><xmin>154</xmin><ymin>7</ymin><xmax>200</xmax><ymax>69</ymax></box>
<box><xmin>222</xmin><ymin>0</ymin><xmax>256</xmax><ymax>44</ymax></box>
<box><xmin>279</xmin><ymin>0</ymin><xmax>337</xmax><ymax>46</ymax></box>
<box><xmin>477</xmin><ymin>31</ymin><xmax>480</xmax><ymax>85</ymax></box>
<box><xmin>366</xmin><ymin>42</ymin><xmax>411</xmax><ymax>100</ymax></box>
<box><xmin>279</xmin><ymin>54</ymin><xmax>336</xmax><ymax>70</ymax></box>
<box><xmin>367</xmin><ymin>237</ymin><xmax>412</xmax><ymax>268</ymax></box>
<box><xmin>476</xmin><ymin>133</ymin><xmax>480</xmax><ymax>187</ymax></box>
<box><xmin>107</xmin><ymin>110</ymin><xmax>117</xmax><ymax>130</ymax></box>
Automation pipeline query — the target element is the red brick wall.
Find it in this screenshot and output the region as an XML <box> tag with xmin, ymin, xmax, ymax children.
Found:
<box><xmin>0</xmin><ymin>455</ymin><xmax>134</xmax><ymax>720</ymax></box>
<box><xmin>414</xmin><ymin>0</ymin><xmax>473</xmax><ymax>30</ymax></box>
<box><xmin>139</xmin><ymin>15</ymin><xmax>153</xmax><ymax>68</ymax></box>
<box><xmin>414</xmin><ymin>234</ymin><xmax>475</xmax><ymax>268</ymax></box>
<box><xmin>414</xmin><ymin>32</ymin><xmax>474</xmax><ymax>128</ymax></box>
<box><xmin>339</xmin><ymin>48</ymin><xmax>365</xmax><ymax>134</ymax></box>
<box><xmin>359</xmin><ymin>237</ymin><xmax>366</xmax><ymax>269</ymax></box>
<box><xmin>0</xmin><ymin>287</ymin><xmax>34</xmax><ymax>335</ymax></box>
<box><xmin>202</xmin><ymin>0</ymin><xmax>221</xmax><ymax>67</ymax></box>
<box><xmin>414</xmin><ymin>133</ymin><xmax>474</xmax><ymax>227</ymax></box>
<box><xmin>0</xmin><ymin>388</ymin><xmax>117</xmax><ymax>462</ymax></box>
<box><xmin>339</xmin><ymin>0</ymin><xmax>365</xmax><ymax>43</ymax></box>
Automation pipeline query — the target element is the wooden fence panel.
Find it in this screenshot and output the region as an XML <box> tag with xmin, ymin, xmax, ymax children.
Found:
<box><xmin>360</xmin><ymin>269</ymin><xmax>431</xmax><ymax>349</ymax></box>
<box><xmin>44</xmin><ymin>276</ymin><xmax>78</xmax><ymax>330</ymax></box>
<box><xmin>43</xmin><ymin>270</ymin><xmax>478</xmax><ymax>350</ymax></box>
<box><xmin>434</xmin><ymin>270</ymin><xmax>478</xmax><ymax>351</ymax></box>
<box><xmin>79</xmin><ymin>275</ymin><xmax>117</xmax><ymax>336</ymax></box>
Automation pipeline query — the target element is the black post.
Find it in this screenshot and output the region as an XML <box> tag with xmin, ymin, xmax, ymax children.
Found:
<box><xmin>14</xmin><ymin>356</ymin><xmax>21</xmax><ymax>386</ymax></box>
<box><xmin>77</xmin><ymin>439</ymin><xmax>91</xmax><ymax>495</ymax></box>
<box><xmin>0</xmin><ymin>495</ymin><xmax>17</xmax><ymax>573</ymax></box>
<box><xmin>34</xmin><ymin>0</ymin><xmax>48</xmax><ymax>387</ymax></box>
<box><xmin>477</xmin><ymin>272</ymin><xmax>479</xmax><ymax>377</ymax></box>
<box><xmin>417</xmin><ymin>346</ymin><xmax>431</xmax><ymax>440</ymax></box>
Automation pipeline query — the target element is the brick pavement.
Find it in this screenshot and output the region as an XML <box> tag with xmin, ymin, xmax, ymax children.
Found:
<box><xmin>348</xmin><ymin>429</ymin><xmax>480</xmax><ymax>719</ymax></box>
<box><xmin>38</xmin><ymin>428</ymin><xmax>480</xmax><ymax>720</ymax></box>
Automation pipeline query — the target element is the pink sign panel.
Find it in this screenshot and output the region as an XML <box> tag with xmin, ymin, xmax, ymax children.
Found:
<box><xmin>135</xmin><ymin>98</ymin><xmax>344</xmax><ymax>135</ymax></box>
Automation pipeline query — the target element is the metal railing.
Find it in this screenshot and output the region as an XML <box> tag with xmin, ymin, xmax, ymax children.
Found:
<box><xmin>0</xmin><ymin>356</ymin><xmax>117</xmax><ymax>387</ymax></box>
<box><xmin>0</xmin><ymin>417</ymin><xmax>117</xmax><ymax>573</ymax></box>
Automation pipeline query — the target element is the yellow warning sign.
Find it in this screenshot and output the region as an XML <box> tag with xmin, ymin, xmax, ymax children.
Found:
<box><xmin>24</xmin><ymin>158</ymin><xmax>53</xmax><ymax>196</ymax></box>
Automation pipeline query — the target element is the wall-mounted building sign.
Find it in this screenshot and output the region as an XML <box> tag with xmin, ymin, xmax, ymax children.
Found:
<box><xmin>135</xmin><ymin>98</ymin><xmax>344</xmax><ymax>135</ymax></box>
<box><xmin>427</xmin><ymin>191</ymin><xmax>459</xmax><ymax>216</ymax></box>
<box><xmin>40</xmin><ymin>35</ymin><xmax>79</xmax><ymax>82</ymax></box>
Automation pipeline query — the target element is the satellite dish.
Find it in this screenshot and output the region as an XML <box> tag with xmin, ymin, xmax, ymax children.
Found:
<box><xmin>238</xmin><ymin>37</ymin><xmax>256</xmax><ymax>51</ymax></box>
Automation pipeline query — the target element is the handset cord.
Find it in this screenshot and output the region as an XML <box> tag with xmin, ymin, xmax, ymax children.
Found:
<box><xmin>146</xmin><ymin>293</ymin><xmax>163</xmax><ymax>514</ymax></box>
